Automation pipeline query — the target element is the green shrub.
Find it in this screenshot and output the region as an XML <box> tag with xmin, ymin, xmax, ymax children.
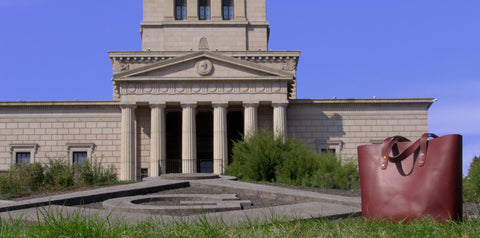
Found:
<box><xmin>306</xmin><ymin>155</ymin><xmax>359</xmax><ymax>190</ymax></box>
<box><xmin>0</xmin><ymin>158</ymin><xmax>119</xmax><ymax>198</ymax></box>
<box><xmin>228</xmin><ymin>130</ymin><xmax>284</xmax><ymax>182</ymax></box>
<box><xmin>275</xmin><ymin>138</ymin><xmax>321</xmax><ymax>186</ymax></box>
<box><xmin>74</xmin><ymin>158</ymin><xmax>118</xmax><ymax>186</ymax></box>
<box><xmin>44</xmin><ymin>158</ymin><xmax>74</xmax><ymax>190</ymax></box>
<box><xmin>0</xmin><ymin>174</ymin><xmax>16</xmax><ymax>194</ymax></box>
<box><xmin>27</xmin><ymin>162</ymin><xmax>45</xmax><ymax>191</ymax></box>
<box><xmin>227</xmin><ymin>130</ymin><xmax>359</xmax><ymax>190</ymax></box>
<box><xmin>464</xmin><ymin>156</ymin><xmax>480</xmax><ymax>202</ymax></box>
<box><xmin>0</xmin><ymin>163</ymin><xmax>44</xmax><ymax>194</ymax></box>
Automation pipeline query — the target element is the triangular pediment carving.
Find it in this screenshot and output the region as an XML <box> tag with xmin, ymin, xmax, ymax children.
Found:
<box><xmin>113</xmin><ymin>51</ymin><xmax>294</xmax><ymax>81</ymax></box>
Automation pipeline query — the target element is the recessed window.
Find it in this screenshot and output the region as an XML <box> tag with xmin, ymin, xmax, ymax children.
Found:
<box><xmin>315</xmin><ymin>139</ymin><xmax>343</xmax><ymax>157</ymax></box>
<box><xmin>10</xmin><ymin>144</ymin><xmax>38</xmax><ymax>165</ymax></box>
<box><xmin>175</xmin><ymin>0</ymin><xmax>187</xmax><ymax>20</ymax></box>
<box><xmin>321</xmin><ymin>149</ymin><xmax>336</xmax><ymax>156</ymax></box>
<box><xmin>73</xmin><ymin>152</ymin><xmax>88</xmax><ymax>163</ymax></box>
<box><xmin>222</xmin><ymin>0</ymin><xmax>234</xmax><ymax>20</ymax></box>
<box><xmin>141</xmin><ymin>168</ymin><xmax>149</xmax><ymax>180</ymax></box>
<box><xmin>16</xmin><ymin>152</ymin><xmax>31</xmax><ymax>164</ymax></box>
<box><xmin>66</xmin><ymin>143</ymin><xmax>95</xmax><ymax>164</ymax></box>
<box><xmin>199</xmin><ymin>0</ymin><xmax>210</xmax><ymax>20</ymax></box>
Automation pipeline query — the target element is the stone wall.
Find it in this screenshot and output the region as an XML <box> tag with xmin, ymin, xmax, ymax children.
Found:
<box><xmin>142</xmin><ymin>25</ymin><xmax>269</xmax><ymax>52</ymax></box>
<box><xmin>258</xmin><ymin>105</ymin><xmax>273</xmax><ymax>131</ymax></box>
<box><xmin>0</xmin><ymin>102</ymin><xmax>121</xmax><ymax>171</ymax></box>
<box><xmin>287</xmin><ymin>99</ymin><xmax>431</xmax><ymax>160</ymax></box>
<box><xmin>246</xmin><ymin>0</ymin><xmax>267</xmax><ymax>21</ymax></box>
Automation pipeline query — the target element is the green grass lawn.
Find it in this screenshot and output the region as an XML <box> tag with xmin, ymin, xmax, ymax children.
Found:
<box><xmin>0</xmin><ymin>212</ymin><xmax>478</xmax><ymax>238</ymax></box>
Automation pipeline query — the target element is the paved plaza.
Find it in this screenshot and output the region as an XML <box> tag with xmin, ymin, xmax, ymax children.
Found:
<box><xmin>0</xmin><ymin>175</ymin><xmax>361</xmax><ymax>225</ymax></box>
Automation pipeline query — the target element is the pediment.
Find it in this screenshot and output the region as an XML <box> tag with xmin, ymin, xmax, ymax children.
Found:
<box><xmin>113</xmin><ymin>51</ymin><xmax>294</xmax><ymax>81</ymax></box>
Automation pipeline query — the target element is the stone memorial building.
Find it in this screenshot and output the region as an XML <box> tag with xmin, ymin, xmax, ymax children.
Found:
<box><xmin>0</xmin><ymin>0</ymin><xmax>433</xmax><ymax>180</ymax></box>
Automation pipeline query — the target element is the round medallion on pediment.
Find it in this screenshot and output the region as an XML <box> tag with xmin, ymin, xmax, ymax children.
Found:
<box><xmin>195</xmin><ymin>59</ymin><xmax>213</xmax><ymax>76</ymax></box>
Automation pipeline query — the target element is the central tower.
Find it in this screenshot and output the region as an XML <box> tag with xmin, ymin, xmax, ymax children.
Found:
<box><xmin>141</xmin><ymin>0</ymin><xmax>269</xmax><ymax>51</ymax></box>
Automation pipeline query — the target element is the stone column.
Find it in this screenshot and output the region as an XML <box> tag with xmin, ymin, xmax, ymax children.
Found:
<box><xmin>120</xmin><ymin>104</ymin><xmax>136</xmax><ymax>181</ymax></box>
<box><xmin>273</xmin><ymin>102</ymin><xmax>288</xmax><ymax>141</ymax></box>
<box><xmin>234</xmin><ymin>0</ymin><xmax>246</xmax><ymax>20</ymax></box>
<box><xmin>213</xmin><ymin>103</ymin><xmax>228</xmax><ymax>174</ymax></box>
<box><xmin>211</xmin><ymin>0</ymin><xmax>222</xmax><ymax>20</ymax></box>
<box><xmin>182</xmin><ymin>103</ymin><xmax>197</xmax><ymax>173</ymax></box>
<box><xmin>244</xmin><ymin>102</ymin><xmax>259</xmax><ymax>139</ymax></box>
<box><xmin>150</xmin><ymin>104</ymin><xmax>166</xmax><ymax>177</ymax></box>
<box><xmin>187</xmin><ymin>0</ymin><xmax>198</xmax><ymax>19</ymax></box>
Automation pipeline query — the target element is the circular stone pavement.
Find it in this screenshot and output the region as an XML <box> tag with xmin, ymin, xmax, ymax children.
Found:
<box><xmin>103</xmin><ymin>194</ymin><xmax>252</xmax><ymax>215</ymax></box>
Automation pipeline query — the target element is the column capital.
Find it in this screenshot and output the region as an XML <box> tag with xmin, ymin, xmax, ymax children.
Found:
<box><xmin>120</xmin><ymin>104</ymin><xmax>137</xmax><ymax>110</ymax></box>
<box><xmin>181</xmin><ymin>102</ymin><xmax>197</xmax><ymax>108</ymax></box>
<box><xmin>243</xmin><ymin>101</ymin><xmax>259</xmax><ymax>108</ymax></box>
<box><xmin>212</xmin><ymin>102</ymin><xmax>229</xmax><ymax>108</ymax></box>
<box><xmin>272</xmin><ymin>101</ymin><xmax>289</xmax><ymax>108</ymax></box>
<box><xmin>150</xmin><ymin>103</ymin><xmax>166</xmax><ymax>109</ymax></box>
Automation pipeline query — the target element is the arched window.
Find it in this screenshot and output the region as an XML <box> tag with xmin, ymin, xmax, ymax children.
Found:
<box><xmin>199</xmin><ymin>0</ymin><xmax>210</xmax><ymax>20</ymax></box>
<box><xmin>175</xmin><ymin>0</ymin><xmax>187</xmax><ymax>20</ymax></box>
<box><xmin>222</xmin><ymin>0</ymin><xmax>234</xmax><ymax>20</ymax></box>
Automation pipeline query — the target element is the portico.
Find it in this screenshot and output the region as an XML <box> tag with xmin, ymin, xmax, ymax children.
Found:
<box><xmin>112</xmin><ymin>46</ymin><xmax>297</xmax><ymax>180</ymax></box>
<box><xmin>118</xmin><ymin>99</ymin><xmax>288</xmax><ymax>180</ymax></box>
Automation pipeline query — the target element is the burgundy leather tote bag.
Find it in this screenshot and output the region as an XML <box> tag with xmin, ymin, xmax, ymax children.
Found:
<box><xmin>357</xmin><ymin>134</ymin><xmax>462</xmax><ymax>222</ymax></box>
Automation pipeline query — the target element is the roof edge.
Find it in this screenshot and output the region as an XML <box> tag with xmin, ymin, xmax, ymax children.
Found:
<box><xmin>291</xmin><ymin>98</ymin><xmax>435</xmax><ymax>108</ymax></box>
<box><xmin>0</xmin><ymin>101</ymin><xmax>120</xmax><ymax>107</ymax></box>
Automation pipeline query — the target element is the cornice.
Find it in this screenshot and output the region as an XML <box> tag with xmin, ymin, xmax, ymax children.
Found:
<box><xmin>290</xmin><ymin>98</ymin><xmax>435</xmax><ymax>109</ymax></box>
<box><xmin>108</xmin><ymin>51</ymin><xmax>300</xmax><ymax>66</ymax></box>
<box><xmin>113</xmin><ymin>76</ymin><xmax>293</xmax><ymax>82</ymax></box>
<box><xmin>140</xmin><ymin>20</ymin><xmax>268</xmax><ymax>28</ymax></box>
<box><xmin>0</xmin><ymin>101</ymin><xmax>120</xmax><ymax>107</ymax></box>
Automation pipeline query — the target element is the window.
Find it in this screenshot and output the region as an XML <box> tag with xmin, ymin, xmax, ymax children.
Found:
<box><xmin>222</xmin><ymin>0</ymin><xmax>234</xmax><ymax>20</ymax></box>
<box><xmin>199</xmin><ymin>0</ymin><xmax>210</xmax><ymax>20</ymax></box>
<box><xmin>73</xmin><ymin>152</ymin><xmax>87</xmax><ymax>163</ymax></box>
<box><xmin>66</xmin><ymin>143</ymin><xmax>95</xmax><ymax>164</ymax></box>
<box><xmin>10</xmin><ymin>144</ymin><xmax>38</xmax><ymax>164</ymax></box>
<box><xmin>321</xmin><ymin>149</ymin><xmax>336</xmax><ymax>156</ymax></box>
<box><xmin>175</xmin><ymin>0</ymin><xmax>187</xmax><ymax>20</ymax></box>
<box><xmin>315</xmin><ymin>139</ymin><xmax>343</xmax><ymax>156</ymax></box>
<box><xmin>16</xmin><ymin>152</ymin><xmax>31</xmax><ymax>164</ymax></box>
<box><xmin>141</xmin><ymin>168</ymin><xmax>148</xmax><ymax>180</ymax></box>
<box><xmin>370</xmin><ymin>140</ymin><xmax>383</xmax><ymax>145</ymax></box>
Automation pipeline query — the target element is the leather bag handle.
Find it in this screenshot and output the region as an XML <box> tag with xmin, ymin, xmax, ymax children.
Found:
<box><xmin>380</xmin><ymin>133</ymin><xmax>438</xmax><ymax>170</ymax></box>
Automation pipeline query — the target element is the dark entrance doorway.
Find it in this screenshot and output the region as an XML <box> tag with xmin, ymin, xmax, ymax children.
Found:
<box><xmin>196</xmin><ymin>110</ymin><xmax>213</xmax><ymax>173</ymax></box>
<box><xmin>227</xmin><ymin>110</ymin><xmax>244</xmax><ymax>165</ymax></box>
<box><xmin>166</xmin><ymin>111</ymin><xmax>182</xmax><ymax>173</ymax></box>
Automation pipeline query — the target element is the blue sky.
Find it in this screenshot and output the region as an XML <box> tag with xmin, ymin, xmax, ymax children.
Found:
<box><xmin>0</xmin><ymin>0</ymin><xmax>479</xmax><ymax>175</ymax></box>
